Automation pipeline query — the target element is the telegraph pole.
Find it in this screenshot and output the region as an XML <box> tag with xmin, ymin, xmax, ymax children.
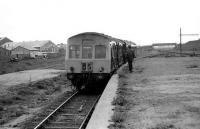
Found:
<box><xmin>180</xmin><ymin>28</ymin><xmax>182</xmax><ymax>55</ymax></box>
<box><xmin>179</xmin><ymin>28</ymin><xmax>199</xmax><ymax>56</ymax></box>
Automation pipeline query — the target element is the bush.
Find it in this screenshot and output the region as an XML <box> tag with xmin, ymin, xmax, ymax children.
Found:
<box><xmin>0</xmin><ymin>95</ymin><xmax>25</xmax><ymax>106</ymax></box>
<box><xmin>15</xmin><ymin>68</ymin><xmax>23</xmax><ymax>72</ymax></box>
<box><xmin>112</xmin><ymin>112</ymin><xmax>126</xmax><ymax>123</ymax></box>
<box><xmin>54</xmin><ymin>85</ymin><xmax>62</xmax><ymax>92</ymax></box>
<box><xmin>25</xmin><ymin>62</ymin><xmax>32</xmax><ymax>66</ymax></box>
<box><xmin>12</xmin><ymin>95</ymin><xmax>24</xmax><ymax>101</ymax></box>
<box><xmin>17</xmin><ymin>89</ymin><xmax>35</xmax><ymax>96</ymax></box>
<box><xmin>0</xmin><ymin>98</ymin><xmax>14</xmax><ymax>105</ymax></box>
<box><xmin>117</xmin><ymin>71</ymin><xmax>127</xmax><ymax>78</ymax></box>
<box><xmin>112</xmin><ymin>95</ymin><xmax>127</xmax><ymax>106</ymax></box>
<box><xmin>0</xmin><ymin>106</ymin><xmax>4</xmax><ymax>111</ymax></box>
<box><xmin>1</xmin><ymin>70</ymin><xmax>7</xmax><ymax>74</ymax></box>
<box><xmin>34</xmin><ymin>80</ymin><xmax>53</xmax><ymax>89</ymax></box>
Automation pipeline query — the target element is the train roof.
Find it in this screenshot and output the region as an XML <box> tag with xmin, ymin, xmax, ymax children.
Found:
<box><xmin>68</xmin><ymin>32</ymin><xmax>112</xmax><ymax>40</ymax></box>
<box><xmin>68</xmin><ymin>32</ymin><xmax>136</xmax><ymax>45</ymax></box>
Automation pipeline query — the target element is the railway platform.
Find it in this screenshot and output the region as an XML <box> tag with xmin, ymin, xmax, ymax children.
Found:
<box><xmin>86</xmin><ymin>73</ymin><xmax>119</xmax><ymax>129</ymax></box>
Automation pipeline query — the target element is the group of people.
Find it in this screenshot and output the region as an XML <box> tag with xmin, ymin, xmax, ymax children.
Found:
<box><xmin>126</xmin><ymin>45</ymin><xmax>136</xmax><ymax>73</ymax></box>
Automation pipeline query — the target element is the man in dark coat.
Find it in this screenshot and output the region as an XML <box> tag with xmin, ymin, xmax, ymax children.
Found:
<box><xmin>126</xmin><ymin>45</ymin><xmax>135</xmax><ymax>72</ymax></box>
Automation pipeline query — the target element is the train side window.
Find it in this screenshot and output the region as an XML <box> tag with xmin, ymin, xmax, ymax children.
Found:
<box><xmin>69</xmin><ymin>45</ymin><xmax>80</xmax><ymax>58</ymax></box>
<box><xmin>82</xmin><ymin>45</ymin><xmax>93</xmax><ymax>59</ymax></box>
<box><xmin>95</xmin><ymin>45</ymin><xmax>106</xmax><ymax>59</ymax></box>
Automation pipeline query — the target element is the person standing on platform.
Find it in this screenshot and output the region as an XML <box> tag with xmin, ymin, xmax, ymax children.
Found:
<box><xmin>126</xmin><ymin>45</ymin><xmax>135</xmax><ymax>73</ymax></box>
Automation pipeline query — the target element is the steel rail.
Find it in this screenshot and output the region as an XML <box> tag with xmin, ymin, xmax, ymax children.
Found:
<box><xmin>78</xmin><ymin>94</ymin><xmax>101</xmax><ymax>129</ymax></box>
<box><xmin>34</xmin><ymin>91</ymin><xmax>79</xmax><ymax>129</ymax></box>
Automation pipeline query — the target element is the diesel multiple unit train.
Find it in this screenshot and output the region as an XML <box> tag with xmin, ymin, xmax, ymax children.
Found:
<box><xmin>65</xmin><ymin>32</ymin><xmax>136</xmax><ymax>90</ymax></box>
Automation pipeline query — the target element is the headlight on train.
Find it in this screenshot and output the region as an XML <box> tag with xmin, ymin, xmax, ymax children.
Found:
<box><xmin>99</xmin><ymin>67</ymin><xmax>104</xmax><ymax>73</ymax></box>
<box><xmin>67</xmin><ymin>67</ymin><xmax>74</xmax><ymax>73</ymax></box>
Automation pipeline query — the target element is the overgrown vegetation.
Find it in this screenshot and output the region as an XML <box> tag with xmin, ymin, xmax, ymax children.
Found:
<box><xmin>109</xmin><ymin>66</ymin><xmax>130</xmax><ymax>129</ymax></box>
<box><xmin>186</xmin><ymin>64</ymin><xmax>199</xmax><ymax>69</ymax></box>
<box><xmin>0</xmin><ymin>56</ymin><xmax>65</xmax><ymax>75</ymax></box>
<box><xmin>148</xmin><ymin>123</ymin><xmax>179</xmax><ymax>129</ymax></box>
<box><xmin>0</xmin><ymin>73</ymin><xmax>71</xmax><ymax>127</ymax></box>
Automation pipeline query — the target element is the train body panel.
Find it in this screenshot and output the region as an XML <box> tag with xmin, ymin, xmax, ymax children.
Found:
<box><xmin>66</xmin><ymin>59</ymin><xmax>111</xmax><ymax>73</ymax></box>
<box><xmin>65</xmin><ymin>32</ymin><xmax>136</xmax><ymax>89</ymax></box>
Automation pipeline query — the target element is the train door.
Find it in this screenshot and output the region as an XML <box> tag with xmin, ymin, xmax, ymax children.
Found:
<box><xmin>82</xmin><ymin>40</ymin><xmax>93</xmax><ymax>59</ymax></box>
<box><xmin>82</xmin><ymin>39</ymin><xmax>94</xmax><ymax>72</ymax></box>
<box><xmin>110</xmin><ymin>42</ymin><xmax>118</xmax><ymax>70</ymax></box>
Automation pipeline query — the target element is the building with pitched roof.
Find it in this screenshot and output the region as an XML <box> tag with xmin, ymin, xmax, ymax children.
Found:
<box><xmin>0</xmin><ymin>47</ymin><xmax>11</xmax><ymax>60</ymax></box>
<box><xmin>0</xmin><ymin>37</ymin><xmax>13</xmax><ymax>59</ymax></box>
<box><xmin>11</xmin><ymin>46</ymin><xmax>40</xmax><ymax>58</ymax></box>
<box><xmin>1</xmin><ymin>40</ymin><xmax>58</xmax><ymax>59</ymax></box>
<box><xmin>7</xmin><ymin>40</ymin><xmax>58</xmax><ymax>53</ymax></box>
<box><xmin>0</xmin><ymin>37</ymin><xmax>12</xmax><ymax>47</ymax></box>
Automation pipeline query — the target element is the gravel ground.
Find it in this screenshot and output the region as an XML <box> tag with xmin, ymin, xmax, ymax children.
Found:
<box><xmin>121</xmin><ymin>57</ymin><xmax>200</xmax><ymax>129</ymax></box>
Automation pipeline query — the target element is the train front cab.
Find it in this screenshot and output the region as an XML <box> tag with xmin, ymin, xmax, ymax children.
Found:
<box><xmin>65</xmin><ymin>34</ymin><xmax>112</xmax><ymax>89</ymax></box>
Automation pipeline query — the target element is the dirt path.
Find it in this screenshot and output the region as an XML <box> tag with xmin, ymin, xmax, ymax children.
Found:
<box><xmin>0</xmin><ymin>69</ymin><xmax>65</xmax><ymax>95</ymax></box>
<box><xmin>123</xmin><ymin>57</ymin><xmax>200</xmax><ymax>129</ymax></box>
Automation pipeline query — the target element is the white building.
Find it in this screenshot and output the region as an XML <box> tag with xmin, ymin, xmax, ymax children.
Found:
<box><xmin>152</xmin><ymin>43</ymin><xmax>177</xmax><ymax>50</ymax></box>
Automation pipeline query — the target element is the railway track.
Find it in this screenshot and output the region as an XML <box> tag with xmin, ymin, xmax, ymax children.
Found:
<box><xmin>25</xmin><ymin>90</ymin><xmax>101</xmax><ymax>129</ymax></box>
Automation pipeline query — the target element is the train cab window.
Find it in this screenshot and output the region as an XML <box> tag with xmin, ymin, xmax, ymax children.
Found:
<box><xmin>82</xmin><ymin>45</ymin><xmax>93</xmax><ymax>59</ymax></box>
<box><xmin>95</xmin><ymin>45</ymin><xmax>106</xmax><ymax>59</ymax></box>
<box><xmin>69</xmin><ymin>45</ymin><xmax>80</xmax><ymax>58</ymax></box>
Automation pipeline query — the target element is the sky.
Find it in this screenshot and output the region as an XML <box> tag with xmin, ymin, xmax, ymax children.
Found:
<box><xmin>0</xmin><ymin>0</ymin><xmax>200</xmax><ymax>46</ymax></box>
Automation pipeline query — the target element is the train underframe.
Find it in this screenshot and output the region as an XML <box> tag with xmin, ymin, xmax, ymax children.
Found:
<box><xmin>67</xmin><ymin>73</ymin><xmax>111</xmax><ymax>90</ymax></box>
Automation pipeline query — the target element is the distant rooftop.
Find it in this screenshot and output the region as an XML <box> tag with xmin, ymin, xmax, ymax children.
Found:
<box><xmin>15</xmin><ymin>45</ymin><xmax>39</xmax><ymax>51</ymax></box>
<box><xmin>3</xmin><ymin>40</ymin><xmax>54</xmax><ymax>50</ymax></box>
<box><xmin>0</xmin><ymin>37</ymin><xmax>5</xmax><ymax>40</ymax></box>
<box><xmin>0</xmin><ymin>37</ymin><xmax>13</xmax><ymax>46</ymax></box>
<box><xmin>152</xmin><ymin>43</ymin><xmax>177</xmax><ymax>46</ymax></box>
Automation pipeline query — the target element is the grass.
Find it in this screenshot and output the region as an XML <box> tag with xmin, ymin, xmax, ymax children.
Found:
<box><xmin>109</xmin><ymin>66</ymin><xmax>130</xmax><ymax>129</ymax></box>
<box><xmin>112</xmin><ymin>95</ymin><xmax>127</xmax><ymax>106</ymax></box>
<box><xmin>0</xmin><ymin>72</ymin><xmax>70</xmax><ymax>126</ymax></box>
<box><xmin>148</xmin><ymin>123</ymin><xmax>179</xmax><ymax>129</ymax></box>
<box><xmin>185</xmin><ymin>106</ymin><xmax>200</xmax><ymax>114</ymax></box>
<box><xmin>0</xmin><ymin>105</ymin><xmax>26</xmax><ymax>125</ymax></box>
<box><xmin>0</xmin><ymin>56</ymin><xmax>65</xmax><ymax>75</ymax></box>
<box><xmin>186</xmin><ymin>64</ymin><xmax>199</xmax><ymax>68</ymax></box>
<box><xmin>17</xmin><ymin>89</ymin><xmax>35</xmax><ymax>96</ymax></box>
<box><xmin>110</xmin><ymin>65</ymin><xmax>142</xmax><ymax>129</ymax></box>
<box><xmin>0</xmin><ymin>98</ymin><xmax>14</xmax><ymax>105</ymax></box>
<box><xmin>111</xmin><ymin>112</ymin><xmax>126</xmax><ymax>123</ymax></box>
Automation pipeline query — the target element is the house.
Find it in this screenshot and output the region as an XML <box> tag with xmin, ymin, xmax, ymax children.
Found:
<box><xmin>152</xmin><ymin>43</ymin><xmax>177</xmax><ymax>50</ymax></box>
<box><xmin>0</xmin><ymin>37</ymin><xmax>13</xmax><ymax>47</ymax></box>
<box><xmin>2</xmin><ymin>40</ymin><xmax>58</xmax><ymax>59</ymax></box>
<box><xmin>11</xmin><ymin>46</ymin><xmax>40</xmax><ymax>59</ymax></box>
<box><xmin>1</xmin><ymin>42</ymin><xmax>17</xmax><ymax>50</ymax></box>
<box><xmin>0</xmin><ymin>47</ymin><xmax>11</xmax><ymax>60</ymax></box>
<box><xmin>0</xmin><ymin>37</ymin><xmax>13</xmax><ymax>59</ymax></box>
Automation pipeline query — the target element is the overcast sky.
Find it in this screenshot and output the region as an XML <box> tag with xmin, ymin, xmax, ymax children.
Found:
<box><xmin>0</xmin><ymin>0</ymin><xmax>200</xmax><ymax>45</ymax></box>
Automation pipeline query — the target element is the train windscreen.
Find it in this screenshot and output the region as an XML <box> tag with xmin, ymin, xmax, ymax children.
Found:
<box><xmin>69</xmin><ymin>45</ymin><xmax>80</xmax><ymax>58</ymax></box>
<box><xmin>95</xmin><ymin>45</ymin><xmax>106</xmax><ymax>59</ymax></box>
<box><xmin>82</xmin><ymin>45</ymin><xmax>93</xmax><ymax>59</ymax></box>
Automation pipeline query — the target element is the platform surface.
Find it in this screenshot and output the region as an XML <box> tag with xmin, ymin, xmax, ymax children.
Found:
<box><xmin>86</xmin><ymin>74</ymin><xmax>118</xmax><ymax>129</ymax></box>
